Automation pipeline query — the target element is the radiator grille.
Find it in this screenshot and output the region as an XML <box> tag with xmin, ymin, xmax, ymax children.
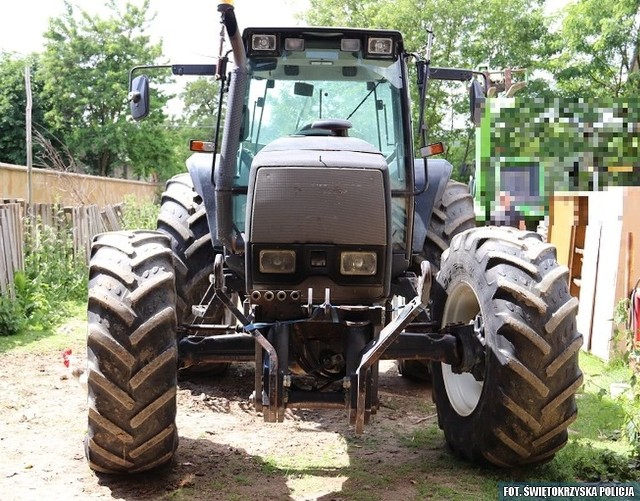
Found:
<box><xmin>249</xmin><ymin>167</ymin><xmax>387</xmax><ymax>245</ymax></box>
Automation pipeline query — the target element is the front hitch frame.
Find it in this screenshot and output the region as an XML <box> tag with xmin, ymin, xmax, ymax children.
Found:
<box><xmin>354</xmin><ymin>261</ymin><xmax>432</xmax><ymax>432</ymax></box>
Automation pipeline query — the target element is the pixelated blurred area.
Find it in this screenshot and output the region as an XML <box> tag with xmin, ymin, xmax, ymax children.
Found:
<box><xmin>474</xmin><ymin>97</ymin><xmax>640</xmax><ymax>227</ymax></box>
<box><xmin>488</xmin><ymin>190</ymin><xmax>526</xmax><ymax>230</ymax></box>
<box><xmin>485</xmin><ymin>97</ymin><xmax>639</xmax><ymax>191</ymax></box>
<box><xmin>473</xmin><ymin>97</ymin><xmax>640</xmax><ymax>360</ymax></box>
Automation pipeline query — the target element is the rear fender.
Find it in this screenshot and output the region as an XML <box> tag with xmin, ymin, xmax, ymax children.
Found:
<box><xmin>412</xmin><ymin>159</ymin><xmax>453</xmax><ymax>253</ymax></box>
<box><xmin>186</xmin><ymin>152</ymin><xmax>219</xmax><ymax>246</ymax></box>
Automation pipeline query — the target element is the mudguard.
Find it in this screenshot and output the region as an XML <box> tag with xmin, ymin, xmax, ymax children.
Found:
<box><xmin>186</xmin><ymin>152</ymin><xmax>220</xmax><ymax>246</ymax></box>
<box><xmin>412</xmin><ymin>158</ymin><xmax>453</xmax><ymax>253</ymax></box>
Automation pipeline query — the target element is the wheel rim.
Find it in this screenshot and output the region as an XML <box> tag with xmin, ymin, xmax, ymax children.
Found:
<box><xmin>441</xmin><ymin>281</ymin><xmax>484</xmax><ymax>417</ymax></box>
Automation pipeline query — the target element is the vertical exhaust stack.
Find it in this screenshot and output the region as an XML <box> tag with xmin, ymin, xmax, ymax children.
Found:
<box><xmin>216</xmin><ymin>1</ymin><xmax>247</xmax><ymax>252</ymax></box>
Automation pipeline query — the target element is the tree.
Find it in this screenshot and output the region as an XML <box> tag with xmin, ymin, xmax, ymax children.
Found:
<box><xmin>303</xmin><ymin>0</ymin><xmax>555</xmax><ymax>179</ymax></box>
<box><xmin>0</xmin><ymin>53</ymin><xmax>45</xmax><ymax>166</ymax></box>
<box><xmin>551</xmin><ymin>0</ymin><xmax>640</xmax><ymax>98</ymax></box>
<box><xmin>181</xmin><ymin>78</ymin><xmax>221</xmax><ymax>129</ymax></box>
<box><xmin>38</xmin><ymin>0</ymin><xmax>179</xmax><ymax>179</ymax></box>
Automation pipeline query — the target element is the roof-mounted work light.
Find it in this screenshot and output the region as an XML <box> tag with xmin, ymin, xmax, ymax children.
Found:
<box><xmin>366</xmin><ymin>37</ymin><xmax>393</xmax><ymax>57</ymax></box>
<box><xmin>284</xmin><ymin>38</ymin><xmax>305</xmax><ymax>51</ymax></box>
<box><xmin>250</xmin><ymin>34</ymin><xmax>278</xmax><ymax>56</ymax></box>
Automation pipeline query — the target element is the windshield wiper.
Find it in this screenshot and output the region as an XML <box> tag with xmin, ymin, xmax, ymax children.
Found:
<box><xmin>346</xmin><ymin>80</ymin><xmax>382</xmax><ymax>120</ymax></box>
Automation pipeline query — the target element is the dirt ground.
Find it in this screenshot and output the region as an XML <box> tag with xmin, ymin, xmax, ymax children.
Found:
<box><xmin>0</xmin><ymin>319</ymin><xmax>493</xmax><ymax>501</ymax></box>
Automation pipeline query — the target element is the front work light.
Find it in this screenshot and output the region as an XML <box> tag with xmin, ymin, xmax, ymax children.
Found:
<box><xmin>252</xmin><ymin>34</ymin><xmax>277</xmax><ymax>52</ymax></box>
<box><xmin>367</xmin><ymin>37</ymin><xmax>393</xmax><ymax>56</ymax></box>
<box><xmin>340</xmin><ymin>251</ymin><xmax>377</xmax><ymax>276</ymax></box>
<box><xmin>259</xmin><ymin>250</ymin><xmax>296</xmax><ymax>274</ymax></box>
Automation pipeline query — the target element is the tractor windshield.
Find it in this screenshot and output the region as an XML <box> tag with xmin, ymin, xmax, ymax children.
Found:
<box><xmin>235</xmin><ymin>51</ymin><xmax>408</xmax><ymax>191</ymax></box>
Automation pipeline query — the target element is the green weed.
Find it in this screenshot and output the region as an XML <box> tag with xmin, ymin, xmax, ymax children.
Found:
<box><xmin>399</xmin><ymin>424</ymin><xmax>443</xmax><ymax>449</ymax></box>
<box><xmin>0</xmin><ymin>291</ymin><xmax>26</xmax><ymax>336</ymax></box>
<box><xmin>121</xmin><ymin>195</ymin><xmax>160</xmax><ymax>230</ymax></box>
<box><xmin>0</xmin><ymin>212</ymin><xmax>87</xmax><ymax>337</ymax></box>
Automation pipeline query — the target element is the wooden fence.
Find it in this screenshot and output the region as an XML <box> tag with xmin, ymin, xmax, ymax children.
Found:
<box><xmin>0</xmin><ymin>203</ymin><xmax>23</xmax><ymax>298</ymax></box>
<box><xmin>0</xmin><ymin>200</ymin><xmax>124</xmax><ymax>297</ymax></box>
<box><xmin>0</xmin><ymin>162</ymin><xmax>160</xmax><ymax>206</ymax></box>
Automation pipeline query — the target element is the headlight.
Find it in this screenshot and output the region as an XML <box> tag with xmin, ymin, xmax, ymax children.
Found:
<box><xmin>340</xmin><ymin>251</ymin><xmax>377</xmax><ymax>276</ymax></box>
<box><xmin>259</xmin><ymin>250</ymin><xmax>296</xmax><ymax>274</ymax></box>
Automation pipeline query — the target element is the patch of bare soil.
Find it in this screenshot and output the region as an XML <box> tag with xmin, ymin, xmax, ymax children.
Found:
<box><xmin>0</xmin><ymin>329</ymin><xmax>461</xmax><ymax>501</ymax></box>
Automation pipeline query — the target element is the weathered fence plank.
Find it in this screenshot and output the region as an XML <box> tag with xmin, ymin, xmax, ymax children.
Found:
<box><xmin>0</xmin><ymin>203</ymin><xmax>24</xmax><ymax>297</ymax></box>
<box><xmin>0</xmin><ymin>201</ymin><xmax>124</xmax><ymax>297</ymax></box>
<box><xmin>0</xmin><ymin>162</ymin><xmax>159</xmax><ymax>206</ymax></box>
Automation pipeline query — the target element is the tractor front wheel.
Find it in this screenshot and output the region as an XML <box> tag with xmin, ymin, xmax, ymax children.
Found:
<box><xmin>399</xmin><ymin>179</ymin><xmax>475</xmax><ymax>381</ymax></box>
<box><xmin>157</xmin><ymin>173</ymin><xmax>229</xmax><ymax>375</ymax></box>
<box><xmin>432</xmin><ymin>226</ymin><xmax>582</xmax><ymax>467</ymax></box>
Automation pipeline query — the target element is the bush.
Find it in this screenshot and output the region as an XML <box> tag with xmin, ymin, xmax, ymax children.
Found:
<box><xmin>0</xmin><ymin>291</ymin><xmax>25</xmax><ymax>336</ymax></box>
<box><xmin>0</xmin><ymin>214</ymin><xmax>88</xmax><ymax>336</ymax></box>
<box><xmin>121</xmin><ymin>195</ymin><xmax>159</xmax><ymax>230</ymax></box>
<box><xmin>0</xmin><ymin>196</ymin><xmax>164</xmax><ymax>336</ymax></box>
<box><xmin>23</xmin><ymin>218</ymin><xmax>87</xmax><ymax>306</ymax></box>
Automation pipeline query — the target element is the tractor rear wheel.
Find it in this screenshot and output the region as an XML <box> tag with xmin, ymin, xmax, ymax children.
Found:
<box><xmin>157</xmin><ymin>173</ymin><xmax>229</xmax><ymax>375</ymax></box>
<box><xmin>157</xmin><ymin>173</ymin><xmax>219</xmax><ymax>323</ymax></box>
<box><xmin>86</xmin><ymin>231</ymin><xmax>178</xmax><ymax>474</ymax></box>
<box><xmin>431</xmin><ymin>227</ymin><xmax>582</xmax><ymax>467</ymax></box>
<box><xmin>423</xmin><ymin>179</ymin><xmax>475</xmax><ymax>270</ymax></box>
<box><xmin>399</xmin><ymin>180</ymin><xmax>475</xmax><ymax>381</ymax></box>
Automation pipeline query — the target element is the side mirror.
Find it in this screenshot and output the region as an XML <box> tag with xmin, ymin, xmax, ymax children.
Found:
<box><xmin>469</xmin><ymin>79</ymin><xmax>485</xmax><ymax>126</ymax></box>
<box><xmin>129</xmin><ymin>75</ymin><xmax>150</xmax><ymax>121</ymax></box>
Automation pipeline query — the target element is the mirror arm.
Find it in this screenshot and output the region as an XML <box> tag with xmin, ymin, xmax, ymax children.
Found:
<box><xmin>128</xmin><ymin>64</ymin><xmax>172</xmax><ymax>94</ymax></box>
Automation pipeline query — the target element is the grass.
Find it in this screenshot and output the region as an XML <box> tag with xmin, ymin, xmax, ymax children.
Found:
<box><xmin>398</xmin><ymin>423</ymin><xmax>442</xmax><ymax>449</ymax></box>
<box><xmin>0</xmin><ymin>300</ymin><xmax>86</xmax><ymax>354</ymax></box>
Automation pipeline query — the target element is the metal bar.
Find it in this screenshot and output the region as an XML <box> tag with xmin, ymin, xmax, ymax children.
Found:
<box><xmin>171</xmin><ymin>64</ymin><xmax>216</xmax><ymax>76</ymax></box>
<box><xmin>180</xmin><ymin>323</ymin><xmax>239</xmax><ymax>332</ymax></box>
<box><xmin>429</xmin><ymin>67</ymin><xmax>474</xmax><ymax>82</ymax></box>
<box><xmin>178</xmin><ymin>333</ymin><xmax>255</xmax><ymax>366</ymax></box>
<box><xmin>379</xmin><ymin>331</ymin><xmax>461</xmax><ymax>363</ymax></box>
<box><xmin>128</xmin><ymin>64</ymin><xmax>172</xmax><ymax>92</ymax></box>
<box><xmin>355</xmin><ymin>295</ymin><xmax>426</xmax><ymax>433</ymax></box>
<box><xmin>216</xmin><ymin>291</ymin><xmax>278</xmax><ymax>421</ymax></box>
<box><xmin>287</xmin><ymin>391</ymin><xmax>345</xmax><ymax>408</ymax></box>
<box><xmin>345</xmin><ymin>322</ymin><xmax>369</xmax><ymax>425</ymax></box>
<box><xmin>274</xmin><ymin>323</ymin><xmax>290</xmax><ymax>423</ymax></box>
<box><xmin>367</xmin><ymin>324</ymin><xmax>382</xmax><ymax>419</ymax></box>
<box><xmin>254</xmin><ymin>336</ymin><xmax>264</xmax><ymax>413</ymax></box>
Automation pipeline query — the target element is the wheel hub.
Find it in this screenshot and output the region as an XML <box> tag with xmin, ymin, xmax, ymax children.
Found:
<box><xmin>441</xmin><ymin>281</ymin><xmax>486</xmax><ymax>417</ymax></box>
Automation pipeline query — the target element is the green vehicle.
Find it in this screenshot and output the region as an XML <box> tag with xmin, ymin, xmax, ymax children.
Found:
<box><xmin>472</xmin><ymin>155</ymin><xmax>546</xmax><ymax>228</ymax></box>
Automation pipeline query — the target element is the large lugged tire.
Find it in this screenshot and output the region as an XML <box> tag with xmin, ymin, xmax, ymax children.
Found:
<box><xmin>423</xmin><ymin>179</ymin><xmax>475</xmax><ymax>270</ymax></box>
<box><xmin>157</xmin><ymin>173</ymin><xmax>229</xmax><ymax>375</ymax></box>
<box><xmin>431</xmin><ymin>226</ymin><xmax>583</xmax><ymax>467</ymax></box>
<box><xmin>399</xmin><ymin>180</ymin><xmax>475</xmax><ymax>381</ymax></box>
<box><xmin>157</xmin><ymin>173</ymin><xmax>218</xmax><ymax>323</ymax></box>
<box><xmin>86</xmin><ymin>231</ymin><xmax>178</xmax><ymax>474</ymax></box>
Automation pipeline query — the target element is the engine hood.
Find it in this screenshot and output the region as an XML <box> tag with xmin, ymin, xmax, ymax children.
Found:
<box><xmin>251</xmin><ymin>136</ymin><xmax>387</xmax><ymax>170</ymax></box>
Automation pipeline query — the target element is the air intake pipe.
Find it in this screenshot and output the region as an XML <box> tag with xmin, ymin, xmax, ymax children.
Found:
<box><xmin>216</xmin><ymin>1</ymin><xmax>247</xmax><ymax>252</ymax></box>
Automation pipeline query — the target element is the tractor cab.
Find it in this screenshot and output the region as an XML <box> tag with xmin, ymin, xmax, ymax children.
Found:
<box><xmin>231</xmin><ymin>28</ymin><xmax>415</xmax><ymax>305</ymax></box>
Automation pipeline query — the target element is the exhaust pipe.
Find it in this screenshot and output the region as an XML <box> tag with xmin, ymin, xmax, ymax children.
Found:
<box><xmin>216</xmin><ymin>1</ymin><xmax>247</xmax><ymax>252</ymax></box>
